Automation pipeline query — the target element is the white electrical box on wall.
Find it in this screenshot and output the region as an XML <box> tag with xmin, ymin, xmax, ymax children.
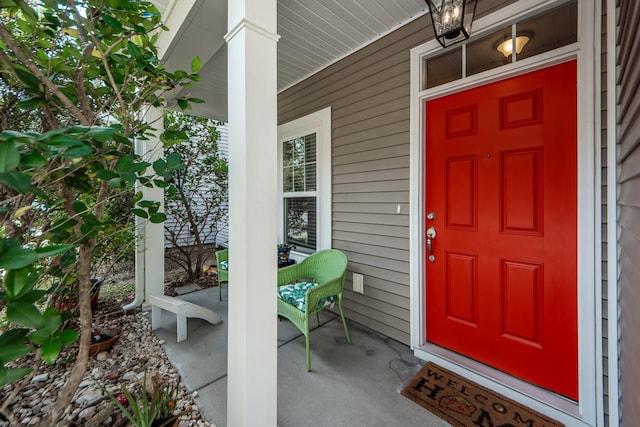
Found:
<box><xmin>352</xmin><ymin>273</ymin><xmax>364</xmax><ymax>294</ymax></box>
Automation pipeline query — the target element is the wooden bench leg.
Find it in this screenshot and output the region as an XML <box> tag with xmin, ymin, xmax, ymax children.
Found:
<box><xmin>151</xmin><ymin>305</ymin><xmax>162</xmax><ymax>331</ymax></box>
<box><xmin>176</xmin><ymin>313</ymin><xmax>187</xmax><ymax>343</ymax></box>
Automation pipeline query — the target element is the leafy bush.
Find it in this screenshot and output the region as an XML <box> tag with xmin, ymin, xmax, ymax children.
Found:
<box><xmin>0</xmin><ymin>0</ymin><xmax>204</xmax><ymax>423</ymax></box>
<box><xmin>164</xmin><ymin>111</ymin><xmax>228</xmax><ymax>280</ymax></box>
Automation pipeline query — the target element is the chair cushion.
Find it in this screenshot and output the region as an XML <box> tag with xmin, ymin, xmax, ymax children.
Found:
<box><xmin>218</xmin><ymin>260</ymin><xmax>228</xmax><ymax>271</ymax></box>
<box><xmin>277</xmin><ymin>282</ymin><xmax>335</xmax><ymax>313</ymax></box>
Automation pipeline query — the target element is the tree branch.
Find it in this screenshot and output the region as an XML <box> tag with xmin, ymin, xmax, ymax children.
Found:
<box><xmin>0</xmin><ymin>24</ymin><xmax>91</xmax><ymax>125</ymax></box>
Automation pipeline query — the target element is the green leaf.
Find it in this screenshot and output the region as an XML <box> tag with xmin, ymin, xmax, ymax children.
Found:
<box><xmin>177</xmin><ymin>99</ymin><xmax>190</xmax><ymax>111</ymax></box>
<box><xmin>3</xmin><ymin>268</ymin><xmax>30</xmax><ymax>299</ymax></box>
<box><xmin>115</xmin><ymin>155</ymin><xmax>135</xmax><ymax>173</ymax></box>
<box><xmin>0</xmin><ymin>142</ymin><xmax>20</xmax><ymax>172</ymax></box>
<box><xmin>127</xmin><ymin>40</ymin><xmax>143</xmax><ymax>58</ymax></box>
<box><xmin>149</xmin><ymin>213</ymin><xmax>166</xmax><ymax>223</ymax></box>
<box><xmin>15</xmin><ymin>98</ymin><xmax>47</xmax><ymax>111</ymax></box>
<box><xmin>101</xmin><ymin>13</ymin><xmax>122</xmax><ymax>29</ymax></box>
<box><xmin>58</xmin><ymin>329</ymin><xmax>78</xmax><ymax>345</ymax></box>
<box><xmin>96</xmin><ymin>169</ymin><xmax>118</xmax><ymax>180</ymax></box>
<box><xmin>17</xmin><ymin>0</ymin><xmax>37</xmax><ymax>23</ymax></box>
<box><xmin>0</xmin><ymin>329</ymin><xmax>29</xmax><ymax>347</ymax></box>
<box><xmin>137</xmin><ymin>200</ymin><xmax>157</xmax><ymax>208</ymax></box>
<box><xmin>191</xmin><ymin>55</ymin><xmax>202</xmax><ymax>73</ymax></box>
<box><xmin>15</xmin><ymin>289</ymin><xmax>48</xmax><ymax>303</ymax></box>
<box><xmin>107</xmin><ymin>177</ymin><xmax>122</xmax><ymax>188</ymax></box>
<box><xmin>88</xmin><ymin>127</ymin><xmax>115</xmax><ymax>142</ymax></box>
<box><xmin>42</xmin><ymin>308</ymin><xmax>62</xmax><ymax>332</ymax></box>
<box><xmin>131</xmin><ymin>208</ymin><xmax>148</xmax><ymax>219</ymax></box>
<box><xmin>0</xmin><ymin>244</ymin><xmax>38</xmax><ymax>269</ymax></box>
<box><xmin>166</xmin><ymin>152</ymin><xmax>183</xmax><ymax>168</ymax></box>
<box><xmin>48</xmin><ymin>134</ymin><xmax>82</xmax><ymax>147</ymax></box>
<box><xmin>0</xmin><ymin>341</ymin><xmax>32</xmax><ymax>363</ymax></box>
<box><xmin>7</xmin><ymin>302</ymin><xmax>44</xmax><ymax>330</ymax></box>
<box><xmin>0</xmin><ymin>130</ymin><xmax>32</xmax><ymax>143</ymax></box>
<box><xmin>72</xmin><ymin>200</ymin><xmax>87</xmax><ymax>214</ymax></box>
<box><xmin>34</xmin><ymin>244</ymin><xmax>74</xmax><ymax>260</ymax></box>
<box><xmin>0</xmin><ymin>171</ymin><xmax>31</xmax><ymax>193</ymax></box>
<box><xmin>152</xmin><ymin>158</ymin><xmax>166</xmax><ymax>174</ymax></box>
<box><xmin>0</xmin><ymin>366</ymin><xmax>33</xmax><ymax>387</ymax></box>
<box><xmin>60</xmin><ymin>144</ymin><xmax>92</xmax><ymax>158</ymax></box>
<box><xmin>20</xmin><ymin>152</ymin><xmax>45</xmax><ymax>168</ymax></box>
<box><xmin>188</xmin><ymin>97</ymin><xmax>205</xmax><ymax>104</ymax></box>
<box><xmin>27</xmin><ymin>328</ymin><xmax>51</xmax><ymax>345</ymax></box>
<box><xmin>40</xmin><ymin>337</ymin><xmax>62</xmax><ymax>364</ymax></box>
<box><xmin>153</xmin><ymin>179</ymin><xmax>167</xmax><ymax>188</ymax></box>
<box><xmin>14</xmin><ymin>67</ymin><xmax>41</xmax><ymax>89</ymax></box>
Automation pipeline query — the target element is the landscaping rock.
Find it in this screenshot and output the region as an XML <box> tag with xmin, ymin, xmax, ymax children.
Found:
<box><xmin>0</xmin><ymin>312</ymin><xmax>211</xmax><ymax>427</ymax></box>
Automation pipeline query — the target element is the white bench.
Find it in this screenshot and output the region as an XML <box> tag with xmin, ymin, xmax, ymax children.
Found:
<box><xmin>149</xmin><ymin>294</ymin><xmax>222</xmax><ymax>342</ymax></box>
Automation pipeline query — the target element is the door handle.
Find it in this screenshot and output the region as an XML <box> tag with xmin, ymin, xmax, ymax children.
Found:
<box><xmin>426</xmin><ymin>226</ymin><xmax>437</xmax><ymax>263</ymax></box>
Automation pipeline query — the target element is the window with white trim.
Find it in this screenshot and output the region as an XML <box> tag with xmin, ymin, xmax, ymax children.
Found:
<box><xmin>278</xmin><ymin>108</ymin><xmax>331</xmax><ymax>256</ymax></box>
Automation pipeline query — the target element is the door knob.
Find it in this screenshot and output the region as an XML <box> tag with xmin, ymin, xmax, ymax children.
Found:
<box><xmin>426</xmin><ymin>226</ymin><xmax>436</xmax><ymax>263</ymax></box>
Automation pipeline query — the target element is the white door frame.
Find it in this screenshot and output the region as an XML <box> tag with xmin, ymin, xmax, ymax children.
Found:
<box><xmin>409</xmin><ymin>1</ymin><xmax>601</xmax><ymax>426</ymax></box>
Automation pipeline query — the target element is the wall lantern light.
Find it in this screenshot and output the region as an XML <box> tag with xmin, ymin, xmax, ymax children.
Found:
<box><xmin>426</xmin><ymin>0</ymin><xmax>477</xmax><ymax>48</ymax></box>
<box><xmin>496</xmin><ymin>35</ymin><xmax>531</xmax><ymax>57</ymax></box>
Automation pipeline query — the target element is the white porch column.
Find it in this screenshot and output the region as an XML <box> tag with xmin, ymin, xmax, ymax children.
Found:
<box><xmin>225</xmin><ymin>0</ymin><xmax>279</xmax><ymax>425</ymax></box>
<box><xmin>138</xmin><ymin>106</ymin><xmax>165</xmax><ymax>304</ymax></box>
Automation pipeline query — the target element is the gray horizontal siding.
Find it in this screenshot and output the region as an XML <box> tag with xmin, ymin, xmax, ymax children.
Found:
<box><xmin>278</xmin><ymin>0</ymin><xmax>514</xmax><ymax>345</ymax></box>
<box><xmin>616</xmin><ymin>0</ymin><xmax>640</xmax><ymax>425</ymax></box>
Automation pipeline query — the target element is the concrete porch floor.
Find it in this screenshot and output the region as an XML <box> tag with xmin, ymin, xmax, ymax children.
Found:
<box><xmin>150</xmin><ymin>287</ymin><xmax>450</xmax><ymax>427</ymax></box>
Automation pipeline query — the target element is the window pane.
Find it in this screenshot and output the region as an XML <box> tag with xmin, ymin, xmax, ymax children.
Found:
<box><xmin>424</xmin><ymin>48</ymin><xmax>462</xmax><ymax>89</ymax></box>
<box><xmin>285</xmin><ymin>197</ymin><xmax>316</xmax><ymax>250</ymax></box>
<box><xmin>304</xmin><ymin>133</ymin><xmax>316</xmax><ymax>191</ymax></box>
<box><xmin>293</xmin><ymin>165</ymin><xmax>305</xmax><ymax>192</ymax></box>
<box><xmin>283</xmin><ymin>133</ymin><xmax>316</xmax><ymax>192</ymax></box>
<box><xmin>517</xmin><ymin>1</ymin><xmax>577</xmax><ymax>60</ymax></box>
<box><xmin>466</xmin><ymin>27</ymin><xmax>512</xmax><ymax>76</ymax></box>
<box><xmin>283</xmin><ymin>165</ymin><xmax>293</xmax><ymax>192</ymax></box>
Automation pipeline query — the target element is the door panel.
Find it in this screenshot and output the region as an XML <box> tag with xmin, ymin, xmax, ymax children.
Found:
<box><xmin>425</xmin><ymin>60</ymin><xmax>578</xmax><ymax>400</ymax></box>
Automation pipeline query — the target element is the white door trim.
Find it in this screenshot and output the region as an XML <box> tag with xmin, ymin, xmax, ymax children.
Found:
<box><xmin>409</xmin><ymin>1</ymin><xmax>600</xmax><ymax>426</ymax></box>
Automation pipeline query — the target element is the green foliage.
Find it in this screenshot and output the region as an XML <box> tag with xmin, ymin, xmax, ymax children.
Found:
<box><xmin>101</xmin><ymin>371</ymin><xmax>186</xmax><ymax>427</ymax></box>
<box><xmin>0</xmin><ymin>0</ymin><xmax>202</xmax><ymax>392</ymax></box>
<box><xmin>163</xmin><ymin>111</ymin><xmax>228</xmax><ymax>280</ymax></box>
<box><xmin>0</xmin><ymin>126</ymin><xmax>184</xmax><ymax>386</ymax></box>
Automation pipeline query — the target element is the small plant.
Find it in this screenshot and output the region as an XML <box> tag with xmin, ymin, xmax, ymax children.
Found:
<box><xmin>278</xmin><ymin>243</ymin><xmax>296</xmax><ymax>249</ymax></box>
<box><xmin>277</xmin><ymin>243</ymin><xmax>296</xmax><ymax>264</ymax></box>
<box><xmin>102</xmin><ymin>371</ymin><xmax>186</xmax><ymax>427</ymax></box>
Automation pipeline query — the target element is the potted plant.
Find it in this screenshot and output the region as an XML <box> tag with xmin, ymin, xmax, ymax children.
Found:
<box><xmin>103</xmin><ymin>371</ymin><xmax>187</xmax><ymax>427</ymax></box>
<box><xmin>277</xmin><ymin>243</ymin><xmax>296</xmax><ymax>264</ymax></box>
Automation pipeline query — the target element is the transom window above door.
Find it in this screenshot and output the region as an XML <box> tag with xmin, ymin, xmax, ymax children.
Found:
<box><xmin>423</xmin><ymin>0</ymin><xmax>577</xmax><ymax>90</ymax></box>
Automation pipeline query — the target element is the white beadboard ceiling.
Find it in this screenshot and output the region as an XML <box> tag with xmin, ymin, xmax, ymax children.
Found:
<box><xmin>156</xmin><ymin>0</ymin><xmax>430</xmax><ymax>121</ymax></box>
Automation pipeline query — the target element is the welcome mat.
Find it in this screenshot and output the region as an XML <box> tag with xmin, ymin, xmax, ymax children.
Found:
<box><xmin>401</xmin><ymin>362</ymin><xmax>564</xmax><ymax>427</ymax></box>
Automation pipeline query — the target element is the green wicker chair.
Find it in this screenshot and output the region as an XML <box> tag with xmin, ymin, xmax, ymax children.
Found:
<box><xmin>277</xmin><ymin>249</ymin><xmax>351</xmax><ymax>371</ymax></box>
<box><xmin>215</xmin><ymin>249</ymin><xmax>228</xmax><ymax>301</ymax></box>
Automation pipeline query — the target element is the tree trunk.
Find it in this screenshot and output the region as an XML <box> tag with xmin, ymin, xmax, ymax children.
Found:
<box><xmin>39</xmin><ymin>244</ymin><xmax>94</xmax><ymax>426</ymax></box>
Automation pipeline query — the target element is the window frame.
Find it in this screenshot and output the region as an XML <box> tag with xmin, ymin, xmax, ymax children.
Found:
<box><xmin>278</xmin><ymin>107</ymin><xmax>332</xmax><ymax>259</ymax></box>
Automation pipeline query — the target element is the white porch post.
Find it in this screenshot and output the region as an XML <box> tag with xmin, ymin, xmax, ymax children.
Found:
<box><xmin>139</xmin><ymin>106</ymin><xmax>165</xmax><ymax>303</ymax></box>
<box><xmin>225</xmin><ymin>0</ymin><xmax>279</xmax><ymax>425</ymax></box>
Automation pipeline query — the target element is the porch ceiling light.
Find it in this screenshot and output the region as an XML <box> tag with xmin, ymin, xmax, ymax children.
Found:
<box><xmin>426</xmin><ymin>0</ymin><xmax>477</xmax><ymax>48</ymax></box>
<box><xmin>497</xmin><ymin>35</ymin><xmax>531</xmax><ymax>57</ymax></box>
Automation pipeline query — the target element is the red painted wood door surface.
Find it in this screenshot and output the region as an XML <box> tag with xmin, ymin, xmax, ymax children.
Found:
<box><xmin>425</xmin><ymin>60</ymin><xmax>578</xmax><ymax>400</ymax></box>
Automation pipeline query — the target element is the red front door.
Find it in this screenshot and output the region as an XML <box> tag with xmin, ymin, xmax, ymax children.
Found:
<box><xmin>425</xmin><ymin>60</ymin><xmax>578</xmax><ymax>400</ymax></box>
